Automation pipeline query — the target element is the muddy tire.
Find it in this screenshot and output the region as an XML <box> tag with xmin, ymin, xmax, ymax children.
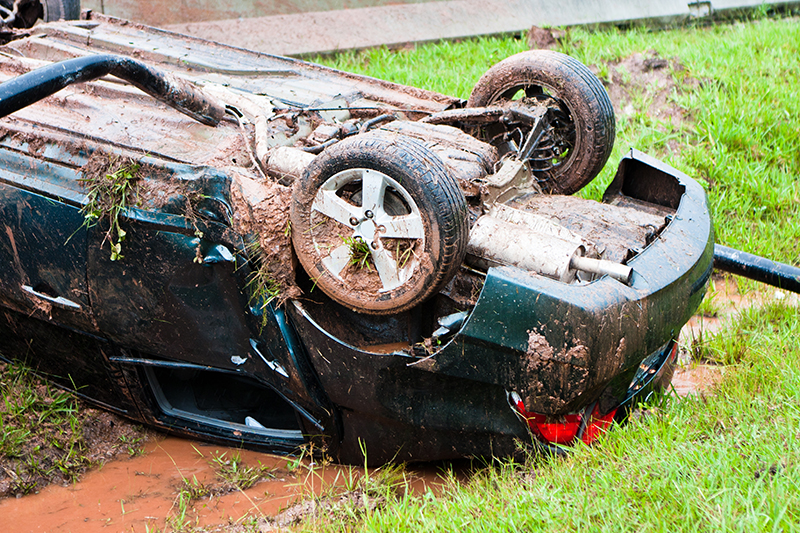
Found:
<box><xmin>42</xmin><ymin>0</ymin><xmax>80</xmax><ymax>22</ymax></box>
<box><xmin>0</xmin><ymin>0</ymin><xmax>79</xmax><ymax>28</ymax></box>
<box><xmin>467</xmin><ymin>50</ymin><xmax>615</xmax><ymax>195</ymax></box>
<box><xmin>291</xmin><ymin>131</ymin><xmax>469</xmax><ymax>315</ymax></box>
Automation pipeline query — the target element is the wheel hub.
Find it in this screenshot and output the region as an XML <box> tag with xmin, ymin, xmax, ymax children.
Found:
<box><xmin>309</xmin><ymin>168</ymin><xmax>425</xmax><ymax>292</ymax></box>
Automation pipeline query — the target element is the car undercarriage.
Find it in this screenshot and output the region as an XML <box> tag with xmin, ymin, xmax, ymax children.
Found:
<box><xmin>1</xmin><ymin>14</ymin><xmax>794</xmax><ymax>464</ymax></box>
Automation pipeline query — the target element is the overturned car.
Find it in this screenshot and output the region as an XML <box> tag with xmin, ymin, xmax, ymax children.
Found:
<box><xmin>0</xmin><ymin>14</ymin><xmax>721</xmax><ymax>464</ymax></box>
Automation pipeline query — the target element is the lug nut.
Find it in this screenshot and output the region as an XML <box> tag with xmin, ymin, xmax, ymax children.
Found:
<box><xmin>365</xmin><ymin>210</ymin><xmax>374</xmax><ymax>219</ymax></box>
<box><xmin>349</xmin><ymin>217</ymin><xmax>359</xmax><ymax>226</ymax></box>
<box><xmin>371</xmin><ymin>241</ymin><xmax>379</xmax><ymax>250</ymax></box>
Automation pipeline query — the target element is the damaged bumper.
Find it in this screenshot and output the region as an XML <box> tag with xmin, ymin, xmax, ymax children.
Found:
<box><xmin>282</xmin><ymin>150</ymin><xmax>713</xmax><ymax>461</ymax></box>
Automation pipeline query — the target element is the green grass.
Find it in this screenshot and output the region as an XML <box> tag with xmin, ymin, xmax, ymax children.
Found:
<box><xmin>0</xmin><ymin>362</ymin><xmax>89</xmax><ymax>494</ymax></box>
<box><xmin>209</xmin><ymin>450</ymin><xmax>275</xmax><ymax>490</ymax></box>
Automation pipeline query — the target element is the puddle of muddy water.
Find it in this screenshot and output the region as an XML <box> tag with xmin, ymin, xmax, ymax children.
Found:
<box><xmin>1</xmin><ymin>435</ymin><xmax>449</xmax><ymax>533</ymax></box>
<box><xmin>675</xmin><ymin>277</ymin><xmax>799</xmax><ymax>397</ymax></box>
<box><xmin>670</xmin><ymin>364</ymin><xmax>725</xmax><ymax>396</ymax></box>
<box><xmin>1</xmin><ymin>436</ymin><xmax>297</xmax><ymax>532</ymax></box>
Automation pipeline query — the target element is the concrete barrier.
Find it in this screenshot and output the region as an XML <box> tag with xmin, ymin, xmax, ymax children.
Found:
<box><xmin>81</xmin><ymin>0</ymin><xmax>799</xmax><ymax>56</ymax></box>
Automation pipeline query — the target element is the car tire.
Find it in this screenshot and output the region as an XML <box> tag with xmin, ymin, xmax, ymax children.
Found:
<box><xmin>291</xmin><ymin>131</ymin><xmax>469</xmax><ymax>315</ymax></box>
<box><xmin>42</xmin><ymin>0</ymin><xmax>80</xmax><ymax>22</ymax></box>
<box><xmin>467</xmin><ymin>50</ymin><xmax>615</xmax><ymax>195</ymax></box>
<box><xmin>0</xmin><ymin>0</ymin><xmax>79</xmax><ymax>27</ymax></box>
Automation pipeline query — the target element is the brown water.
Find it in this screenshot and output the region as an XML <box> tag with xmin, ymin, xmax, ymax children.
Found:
<box><xmin>0</xmin><ymin>436</ymin><xmax>355</xmax><ymax>532</ymax></box>
<box><xmin>673</xmin><ymin>276</ymin><xmax>800</xmax><ymax>396</ymax></box>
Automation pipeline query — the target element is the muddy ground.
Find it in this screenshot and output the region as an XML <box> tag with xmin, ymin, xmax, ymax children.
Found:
<box><xmin>0</xmin><ymin>36</ymin><xmax>781</xmax><ymax>530</ymax></box>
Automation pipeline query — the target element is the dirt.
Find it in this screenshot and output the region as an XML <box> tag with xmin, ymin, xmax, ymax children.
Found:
<box><xmin>229</xmin><ymin>171</ymin><xmax>302</xmax><ymax>304</ymax></box>
<box><xmin>510</xmin><ymin>194</ymin><xmax>669</xmax><ymax>263</ymax></box>
<box><xmin>523</xmin><ymin>328</ymin><xmax>590</xmax><ymax>414</ymax></box>
<box><xmin>1</xmin><ymin>436</ymin><xmax>301</xmax><ymax>532</ymax></box>
<box><xmin>438</xmin><ymin>267</ymin><xmax>485</xmax><ymax>309</ymax></box>
<box><xmin>527</xmin><ymin>26</ymin><xmax>567</xmax><ymax>50</ymax></box>
<box><xmin>0</xmin><ymin>363</ymin><xmax>151</xmax><ymax>499</ymax></box>
<box><xmin>201</xmin><ymin>131</ymin><xmax>252</xmax><ymax>169</ymax></box>
<box><xmin>596</xmin><ymin>50</ymin><xmax>702</xmax><ymax>148</ymax></box>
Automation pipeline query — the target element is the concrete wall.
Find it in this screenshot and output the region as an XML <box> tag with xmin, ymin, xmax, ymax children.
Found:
<box><xmin>81</xmin><ymin>0</ymin><xmax>439</xmax><ymax>24</ymax></box>
<box><xmin>81</xmin><ymin>0</ymin><xmax>799</xmax><ymax>56</ymax></box>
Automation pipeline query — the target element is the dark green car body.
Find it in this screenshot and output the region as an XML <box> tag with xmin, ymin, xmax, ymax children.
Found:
<box><xmin>0</xmin><ymin>15</ymin><xmax>712</xmax><ymax>464</ymax></box>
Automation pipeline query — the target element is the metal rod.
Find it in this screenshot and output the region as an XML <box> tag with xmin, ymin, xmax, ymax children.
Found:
<box><xmin>0</xmin><ymin>54</ymin><xmax>224</xmax><ymax>126</ymax></box>
<box><xmin>714</xmin><ymin>244</ymin><xmax>800</xmax><ymax>294</ymax></box>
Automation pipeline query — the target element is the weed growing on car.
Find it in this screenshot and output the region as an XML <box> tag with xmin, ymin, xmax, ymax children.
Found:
<box><xmin>244</xmin><ymin>239</ymin><xmax>283</xmax><ymax>327</ymax></box>
<box><xmin>80</xmin><ymin>157</ymin><xmax>142</xmax><ymax>261</ymax></box>
<box><xmin>343</xmin><ymin>235</ymin><xmax>373</xmax><ymax>271</ymax></box>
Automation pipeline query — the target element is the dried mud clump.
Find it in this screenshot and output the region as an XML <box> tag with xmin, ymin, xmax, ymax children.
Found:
<box><xmin>228</xmin><ymin>168</ymin><xmax>301</xmax><ymax>305</ymax></box>
<box><xmin>527</xmin><ymin>26</ymin><xmax>566</xmax><ymax>50</ymax></box>
<box><xmin>523</xmin><ymin>328</ymin><xmax>589</xmax><ymax>414</ymax></box>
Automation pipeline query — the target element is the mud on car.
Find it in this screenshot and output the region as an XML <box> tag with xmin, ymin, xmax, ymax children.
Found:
<box><xmin>0</xmin><ymin>14</ymin><xmax>715</xmax><ymax>464</ymax></box>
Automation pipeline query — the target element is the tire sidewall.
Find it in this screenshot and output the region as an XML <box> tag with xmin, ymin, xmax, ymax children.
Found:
<box><xmin>468</xmin><ymin>50</ymin><xmax>614</xmax><ymax>194</ymax></box>
<box><xmin>291</xmin><ymin>132</ymin><xmax>464</xmax><ymax>314</ymax></box>
<box><xmin>42</xmin><ymin>0</ymin><xmax>80</xmax><ymax>22</ymax></box>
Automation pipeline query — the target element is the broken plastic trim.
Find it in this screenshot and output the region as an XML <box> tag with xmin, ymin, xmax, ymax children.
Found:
<box><xmin>109</xmin><ymin>356</ymin><xmax>324</xmax><ymax>431</ymax></box>
<box><xmin>0</xmin><ymin>54</ymin><xmax>225</xmax><ymax>126</ymax></box>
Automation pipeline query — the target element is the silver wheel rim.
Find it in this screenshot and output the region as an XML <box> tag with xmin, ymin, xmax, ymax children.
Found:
<box><xmin>310</xmin><ymin>168</ymin><xmax>425</xmax><ymax>292</ymax></box>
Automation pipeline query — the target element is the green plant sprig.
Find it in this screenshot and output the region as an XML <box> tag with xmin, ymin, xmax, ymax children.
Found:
<box><xmin>80</xmin><ymin>162</ymin><xmax>141</xmax><ymax>261</ymax></box>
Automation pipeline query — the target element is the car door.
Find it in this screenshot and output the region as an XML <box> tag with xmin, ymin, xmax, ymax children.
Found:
<box><xmin>0</xmin><ymin>144</ymin><xmax>136</xmax><ymax>412</ymax></box>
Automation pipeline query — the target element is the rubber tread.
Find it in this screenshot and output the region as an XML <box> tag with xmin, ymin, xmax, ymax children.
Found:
<box><xmin>42</xmin><ymin>0</ymin><xmax>80</xmax><ymax>21</ymax></box>
<box><xmin>467</xmin><ymin>50</ymin><xmax>615</xmax><ymax>195</ymax></box>
<box><xmin>291</xmin><ymin>131</ymin><xmax>468</xmax><ymax>314</ymax></box>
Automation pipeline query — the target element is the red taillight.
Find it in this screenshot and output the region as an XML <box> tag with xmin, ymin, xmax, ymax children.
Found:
<box><xmin>579</xmin><ymin>404</ymin><xmax>617</xmax><ymax>445</ymax></box>
<box><xmin>509</xmin><ymin>392</ymin><xmax>616</xmax><ymax>446</ymax></box>
<box><xmin>537</xmin><ymin>413</ymin><xmax>582</xmax><ymax>444</ymax></box>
